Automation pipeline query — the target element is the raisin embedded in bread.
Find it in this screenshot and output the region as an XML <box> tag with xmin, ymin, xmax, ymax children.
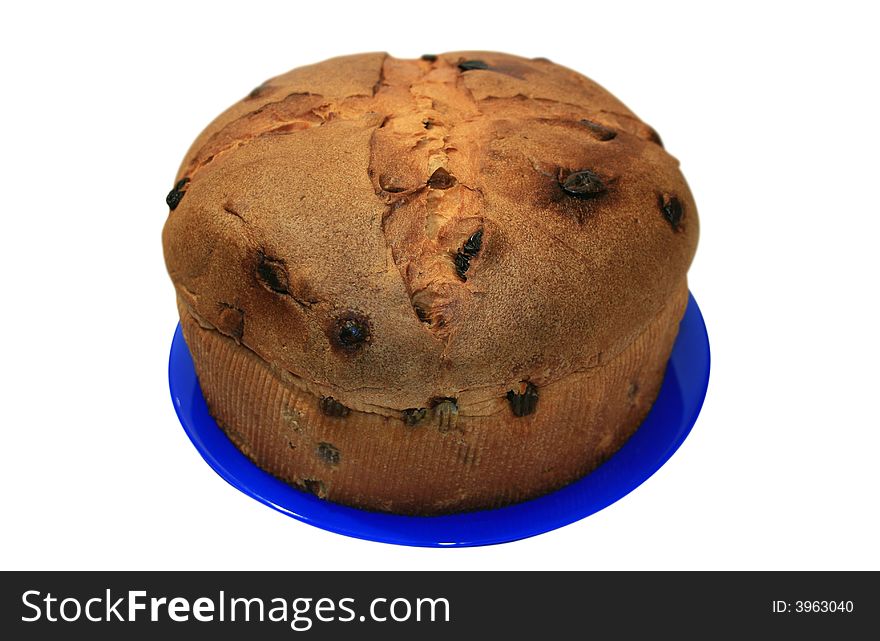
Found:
<box><xmin>162</xmin><ymin>52</ymin><xmax>698</xmax><ymax>515</ymax></box>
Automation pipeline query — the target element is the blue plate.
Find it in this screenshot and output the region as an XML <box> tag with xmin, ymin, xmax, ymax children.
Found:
<box><xmin>169</xmin><ymin>293</ymin><xmax>710</xmax><ymax>547</ymax></box>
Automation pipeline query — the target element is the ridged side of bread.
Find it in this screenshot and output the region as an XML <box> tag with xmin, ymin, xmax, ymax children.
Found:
<box><xmin>179</xmin><ymin>283</ymin><xmax>687</xmax><ymax>515</ymax></box>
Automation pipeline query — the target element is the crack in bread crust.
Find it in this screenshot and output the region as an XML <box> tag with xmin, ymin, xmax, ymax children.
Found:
<box><xmin>179</xmin><ymin>280</ymin><xmax>688</xmax><ymax>514</ymax></box>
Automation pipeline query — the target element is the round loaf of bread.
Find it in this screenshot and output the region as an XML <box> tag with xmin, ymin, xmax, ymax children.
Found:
<box><xmin>162</xmin><ymin>51</ymin><xmax>698</xmax><ymax>515</ymax></box>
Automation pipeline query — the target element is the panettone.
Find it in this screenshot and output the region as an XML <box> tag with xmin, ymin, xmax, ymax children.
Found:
<box><xmin>162</xmin><ymin>51</ymin><xmax>698</xmax><ymax>514</ymax></box>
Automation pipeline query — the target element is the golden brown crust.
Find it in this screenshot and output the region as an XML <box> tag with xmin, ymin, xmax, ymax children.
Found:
<box><xmin>163</xmin><ymin>52</ymin><xmax>698</xmax><ymax>513</ymax></box>
<box><xmin>162</xmin><ymin>52</ymin><xmax>698</xmax><ymax>415</ymax></box>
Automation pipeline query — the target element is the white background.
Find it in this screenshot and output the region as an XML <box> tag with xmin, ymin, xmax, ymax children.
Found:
<box><xmin>1</xmin><ymin>0</ymin><xmax>877</xmax><ymax>570</ymax></box>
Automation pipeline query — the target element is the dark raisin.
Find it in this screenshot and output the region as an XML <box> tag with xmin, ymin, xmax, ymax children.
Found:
<box><xmin>421</xmin><ymin>54</ymin><xmax>438</xmax><ymax>62</ymax></box>
<box><xmin>427</xmin><ymin>167</ymin><xmax>456</xmax><ymax>189</ymax></box>
<box><xmin>316</xmin><ymin>442</ymin><xmax>340</xmax><ymax>465</ymax></box>
<box><xmin>301</xmin><ymin>479</ymin><xmax>326</xmax><ymax>498</ymax></box>
<box><xmin>453</xmin><ymin>229</ymin><xmax>483</xmax><ymax>280</ymax></box>
<box><xmin>165</xmin><ymin>177</ymin><xmax>189</xmax><ymax>210</ymax></box>
<box><xmin>334</xmin><ymin>314</ymin><xmax>371</xmax><ymax>350</ymax></box>
<box><xmin>454</xmin><ymin>253</ymin><xmax>472</xmax><ymax>281</ymax></box>
<box><xmin>458</xmin><ymin>60</ymin><xmax>489</xmax><ymax>72</ymax></box>
<box><xmin>402</xmin><ymin>408</ymin><xmax>427</xmax><ymax>426</ymax></box>
<box><xmin>256</xmin><ymin>253</ymin><xmax>290</xmax><ymax>294</ymax></box>
<box><xmin>461</xmin><ymin>229</ymin><xmax>483</xmax><ymax>257</ymax></box>
<box><xmin>338</xmin><ymin>320</ymin><xmax>367</xmax><ymax>346</ymax></box>
<box><xmin>659</xmin><ymin>195</ymin><xmax>683</xmax><ymax>230</ymax></box>
<box><xmin>423</xmin><ymin>119</ymin><xmax>434</xmax><ymax>129</ymax></box>
<box><xmin>319</xmin><ymin>396</ymin><xmax>350</xmax><ymax>418</ymax></box>
<box><xmin>507</xmin><ymin>382</ymin><xmax>539</xmax><ymax>417</ymax></box>
<box><xmin>579</xmin><ymin>119</ymin><xmax>617</xmax><ymax>141</ymax></box>
<box><xmin>561</xmin><ymin>170</ymin><xmax>606</xmax><ymax>198</ymax></box>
